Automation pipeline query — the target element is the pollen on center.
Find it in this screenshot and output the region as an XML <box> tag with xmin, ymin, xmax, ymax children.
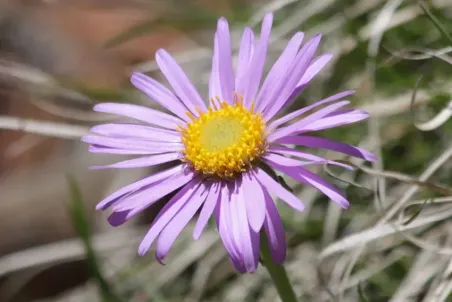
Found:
<box><xmin>180</xmin><ymin>95</ymin><xmax>266</xmax><ymax>178</ymax></box>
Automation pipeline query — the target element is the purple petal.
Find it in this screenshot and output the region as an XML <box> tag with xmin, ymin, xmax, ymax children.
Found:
<box><xmin>193</xmin><ymin>182</ymin><xmax>220</xmax><ymax>239</ymax></box>
<box><xmin>105</xmin><ymin>176</ymin><xmax>196</xmax><ymax>228</ymax></box>
<box><xmin>235</xmin><ymin>27</ymin><xmax>255</xmax><ymax>96</ymax></box>
<box><xmin>107</xmin><ymin>210</ymin><xmax>131</xmax><ymax>227</ymax></box>
<box><xmin>233</xmin><ymin>184</ymin><xmax>259</xmax><ymax>272</ymax></box>
<box><xmin>268</xmin><ymin>90</ymin><xmax>355</xmax><ymax>131</ymax></box>
<box><xmin>249</xmin><ymin>226</ymin><xmax>260</xmax><ymax>265</ymax></box>
<box><xmin>255</xmin><ymin>32</ymin><xmax>304</xmax><ymax>113</ymax></box>
<box><xmin>96</xmin><ymin>164</ymin><xmax>184</xmax><ymax>210</ymax></box>
<box><xmin>209</xmin><ymin>34</ymin><xmax>222</xmax><ymax>101</ymax></box>
<box><xmin>131</xmin><ymin>72</ymin><xmax>190</xmax><ymax>121</ymax></box>
<box><xmin>215</xmin><ymin>185</ymin><xmax>236</xmax><ymax>257</ymax></box>
<box><xmin>275</xmin><ymin>135</ymin><xmax>376</xmax><ymax>162</ymax></box>
<box><xmin>253</xmin><ymin>168</ymin><xmax>305</xmax><ymax>211</ymax></box>
<box><xmin>156</xmin><ymin>182</ymin><xmax>209</xmax><ymax>260</ymax></box>
<box><xmin>155</xmin><ymin>49</ymin><xmax>207</xmax><ymax>114</ymax></box>
<box><xmin>300</xmin><ymin>109</ymin><xmax>369</xmax><ymax>133</ymax></box>
<box><xmin>243</xmin><ymin>172</ymin><xmax>267</xmax><ymax>232</ymax></box>
<box><xmin>268</xmin><ymin>145</ymin><xmax>326</xmax><ymax>161</ymax></box>
<box><xmin>216</xmin><ymin>17</ymin><xmax>235</xmax><ymax>104</ymax></box>
<box><xmin>267</xmin><ymin>145</ymin><xmax>354</xmax><ymax>170</ymax></box>
<box><xmin>228</xmin><ymin>183</ymin><xmax>245</xmax><ymax>259</ymax></box>
<box><xmin>82</xmin><ymin>135</ymin><xmax>183</xmax><ymax>151</ymax></box>
<box><xmin>262</xmin><ymin>188</ymin><xmax>286</xmax><ymax>264</ymax></box>
<box><xmin>229</xmin><ymin>257</ymin><xmax>246</xmax><ymax>273</ymax></box>
<box><xmin>138</xmin><ymin>178</ymin><xmax>202</xmax><ymax>256</ymax></box>
<box><xmin>268</xmin><ymin>100</ymin><xmax>350</xmax><ymax>142</ymax></box>
<box><xmin>263</xmin><ymin>34</ymin><xmax>322</xmax><ymax>121</ymax></box>
<box><xmin>267</xmin><ymin>159</ymin><xmax>350</xmax><ymax>209</ymax></box>
<box><xmin>242</xmin><ymin>13</ymin><xmax>273</xmax><ymax>108</ymax></box>
<box><xmin>91</xmin><ymin>152</ymin><xmax>181</xmax><ymax>169</ymax></box>
<box><xmin>89</xmin><ymin>145</ymin><xmax>161</xmax><ymax>155</ymax></box>
<box><xmin>264</xmin><ymin>152</ymin><xmax>312</xmax><ymax>166</ymax></box>
<box><xmin>216</xmin><ymin>184</ymin><xmax>245</xmax><ymax>271</ymax></box>
<box><xmin>298</xmin><ymin>53</ymin><xmax>333</xmax><ymax>86</ymax></box>
<box><xmin>90</xmin><ymin>124</ymin><xmax>181</xmax><ymax>143</ymax></box>
<box><xmin>283</xmin><ymin>53</ymin><xmax>334</xmax><ymax>105</ymax></box>
<box><xmin>94</xmin><ymin>103</ymin><xmax>183</xmax><ymax>130</ymax></box>
<box><xmin>114</xmin><ymin>169</ymin><xmax>196</xmax><ymax>218</ymax></box>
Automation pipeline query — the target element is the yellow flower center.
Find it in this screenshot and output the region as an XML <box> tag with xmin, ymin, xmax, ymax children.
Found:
<box><xmin>181</xmin><ymin>96</ymin><xmax>266</xmax><ymax>178</ymax></box>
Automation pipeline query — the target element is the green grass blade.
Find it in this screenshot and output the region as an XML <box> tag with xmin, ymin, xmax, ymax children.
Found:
<box><xmin>67</xmin><ymin>175</ymin><xmax>123</xmax><ymax>302</ymax></box>
<box><xmin>417</xmin><ymin>0</ymin><xmax>452</xmax><ymax>47</ymax></box>
<box><xmin>358</xmin><ymin>283</ymin><xmax>370</xmax><ymax>302</ymax></box>
<box><xmin>402</xmin><ymin>199</ymin><xmax>430</xmax><ymax>225</ymax></box>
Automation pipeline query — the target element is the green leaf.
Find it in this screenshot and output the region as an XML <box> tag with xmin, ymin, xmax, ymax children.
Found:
<box><xmin>358</xmin><ymin>282</ymin><xmax>370</xmax><ymax>302</ymax></box>
<box><xmin>402</xmin><ymin>199</ymin><xmax>430</xmax><ymax>225</ymax></box>
<box><xmin>258</xmin><ymin>161</ymin><xmax>294</xmax><ymax>193</ymax></box>
<box><xmin>259</xmin><ymin>161</ymin><xmax>279</xmax><ymax>181</ymax></box>
<box><xmin>67</xmin><ymin>175</ymin><xmax>123</xmax><ymax>302</ymax></box>
<box><xmin>417</xmin><ymin>0</ymin><xmax>452</xmax><ymax>47</ymax></box>
<box><xmin>277</xmin><ymin>175</ymin><xmax>294</xmax><ymax>193</ymax></box>
<box><xmin>323</xmin><ymin>161</ymin><xmax>372</xmax><ymax>192</ymax></box>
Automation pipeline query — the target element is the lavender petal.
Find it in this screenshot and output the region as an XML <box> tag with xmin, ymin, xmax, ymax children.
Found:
<box><xmin>275</xmin><ymin>135</ymin><xmax>376</xmax><ymax>162</ymax></box>
<box><xmin>193</xmin><ymin>182</ymin><xmax>220</xmax><ymax>239</ymax></box>
<box><xmin>267</xmin><ymin>159</ymin><xmax>350</xmax><ymax>209</ymax></box>
<box><xmin>263</xmin><ymin>34</ymin><xmax>322</xmax><ymax>121</ymax></box>
<box><xmin>243</xmin><ymin>172</ymin><xmax>267</xmax><ymax>232</ymax></box>
<box><xmin>263</xmin><ymin>188</ymin><xmax>286</xmax><ymax>264</ymax></box>
<box><xmin>234</xmin><ymin>184</ymin><xmax>259</xmax><ymax>272</ymax></box>
<box><xmin>242</xmin><ymin>13</ymin><xmax>273</xmax><ymax>108</ymax></box>
<box><xmin>268</xmin><ymin>90</ymin><xmax>355</xmax><ymax>131</ymax></box>
<box><xmin>253</xmin><ymin>168</ymin><xmax>305</xmax><ymax>211</ymax></box>
<box><xmin>255</xmin><ymin>32</ymin><xmax>304</xmax><ymax>113</ymax></box>
<box><xmin>96</xmin><ymin>164</ymin><xmax>184</xmax><ymax>210</ymax></box>
<box><xmin>138</xmin><ymin>178</ymin><xmax>202</xmax><ymax>256</ymax></box>
<box><xmin>235</xmin><ymin>27</ymin><xmax>255</xmax><ymax>97</ymax></box>
<box><xmin>131</xmin><ymin>72</ymin><xmax>190</xmax><ymax>121</ymax></box>
<box><xmin>299</xmin><ymin>109</ymin><xmax>369</xmax><ymax>133</ymax></box>
<box><xmin>91</xmin><ymin>153</ymin><xmax>181</xmax><ymax>170</ymax></box>
<box><xmin>268</xmin><ymin>100</ymin><xmax>350</xmax><ymax>142</ymax></box>
<box><xmin>216</xmin><ymin>17</ymin><xmax>235</xmax><ymax>104</ymax></box>
<box><xmin>156</xmin><ymin>49</ymin><xmax>207</xmax><ymax>114</ymax></box>
<box><xmin>156</xmin><ymin>182</ymin><xmax>209</xmax><ymax>260</ymax></box>
<box><xmin>94</xmin><ymin>103</ymin><xmax>183</xmax><ymax>130</ymax></box>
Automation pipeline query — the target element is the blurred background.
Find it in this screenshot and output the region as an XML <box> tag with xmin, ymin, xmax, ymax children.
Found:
<box><xmin>1</xmin><ymin>0</ymin><xmax>452</xmax><ymax>301</ymax></box>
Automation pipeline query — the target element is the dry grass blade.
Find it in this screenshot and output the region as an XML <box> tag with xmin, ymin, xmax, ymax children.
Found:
<box><xmin>345</xmin><ymin>248</ymin><xmax>407</xmax><ymax>291</ymax></box>
<box><xmin>320</xmin><ymin>206</ymin><xmax>452</xmax><ymax>258</ymax></box>
<box><xmin>386</xmin><ymin>46</ymin><xmax>452</xmax><ymax>61</ymax></box>
<box><xmin>423</xmin><ymin>256</ymin><xmax>452</xmax><ymax>301</ymax></box>
<box><xmin>357</xmin><ymin>165</ymin><xmax>452</xmax><ymax>195</ymax></box>
<box><xmin>401</xmin><ymin>199</ymin><xmax>431</xmax><ymax>225</ymax></box>
<box><xmin>378</xmin><ymin>143</ymin><xmax>452</xmax><ymax>225</ymax></box>
<box><xmin>0</xmin><ymin>229</ymin><xmax>143</xmax><ymax>277</ymax></box>
<box><xmin>389</xmin><ymin>246</ymin><xmax>447</xmax><ymax>302</ymax></box>
<box><xmin>325</xmin><ymin>161</ymin><xmax>452</xmax><ymax>195</ymax></box>
<box><xmin>409</xmin><ymin>69</ymin><xmax>452</xmax><ymax>132</ymax></box>
<box><xmin>0</xmin><ymin>116</ymin><xmax>88</xmax><ymax>138</ymax></box>
<box><xmin>323</xmin><ymin>162</ymin><xmax>372</xmax><ymax>192</ymax></box>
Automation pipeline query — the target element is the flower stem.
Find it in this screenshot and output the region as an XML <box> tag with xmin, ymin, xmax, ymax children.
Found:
<box><xmin>260</xmin><ymin>233</ymin><xmax>299</xmax><ymax>302</ymax></box>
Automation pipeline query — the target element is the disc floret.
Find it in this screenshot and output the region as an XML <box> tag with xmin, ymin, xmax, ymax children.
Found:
<box><xmin>181</xmin><ymin>96</ymin><xmax>266</xmax><ymax>178</ymax></box>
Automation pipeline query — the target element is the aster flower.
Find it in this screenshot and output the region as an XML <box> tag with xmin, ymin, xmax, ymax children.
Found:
<box><xmin>83</xmin><ymin>13</ymin><xmax>375</xmax><ymax>273</ymax></box>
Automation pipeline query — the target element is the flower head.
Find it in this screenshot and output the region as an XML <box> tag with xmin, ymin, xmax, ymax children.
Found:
<box><xmin>84</xmin><ymin>13</ymin><xmax>375</xmax><ymax>273</ymax></box>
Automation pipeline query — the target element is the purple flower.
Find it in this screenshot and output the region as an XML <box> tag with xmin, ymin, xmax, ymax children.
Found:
<box><xmin>83</xmin><ymin>13</ymin><xmax>375</xmax><ymax>273</ymax></box>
